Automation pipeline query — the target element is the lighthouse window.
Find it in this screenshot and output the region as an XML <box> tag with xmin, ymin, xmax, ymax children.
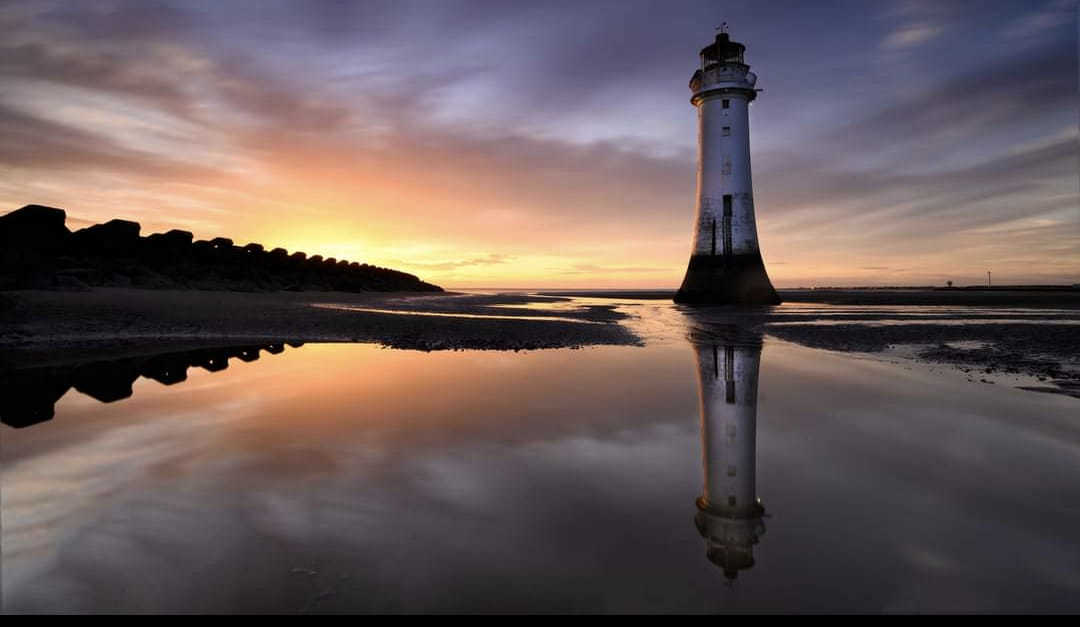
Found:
<box><xmin>727</xmin><ymin>465</ymin><xmax>737</xmax><ymax>477</ymax></box>
<box><xmin>722</xmin><ymin>126</ymin><xmax>731</xmax><ymax>136</ymax></box>
<box><xmin>722</xmin><ymin>99</ymin><xmax>730</xmax><ymax>108</ymax></box>
<box><xmin>728</xmin><ymin>496</ymin><xmax>737</xmax><ymax>507</ymax></box>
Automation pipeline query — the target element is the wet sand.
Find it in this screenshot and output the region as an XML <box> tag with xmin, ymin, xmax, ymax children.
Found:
<box><xmin>541</xmin><ymin>288</ymin><xmax>1080</xmax><ymax>308</ymax></box>
<box><xmin>542</xmin><ymin>289</ymin><xmax>1080</xmax><ymax>398</ymax></box>
<box><xmin>4</xmin><ymin>288</ymin><xmax>1079</xmax><ymax>398</ymax></box>
<box><xmin>764</xmin><ymin>323</ymin><xmax>1080</xmax><ymax>398</ymax></box>
<box><xmin>672</xmin><ymin>291</ymin><xmax>1080</xmax><ymax>399</ymax></box>
<box><xmin>0</xmin><ymin>289</ymin><xmax>639</xmax><ymax>369</ymax></box>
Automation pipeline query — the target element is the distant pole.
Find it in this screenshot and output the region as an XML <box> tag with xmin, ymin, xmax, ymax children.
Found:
<box><xmin>987</xmin><ymin>271</ymin><xmax>991</xmax><ymax>288</ymax></box>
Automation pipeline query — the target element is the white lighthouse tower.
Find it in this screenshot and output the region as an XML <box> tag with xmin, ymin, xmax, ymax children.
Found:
<box><xmin>691</xmin><ymin>335</ymin><xmax>767</xmax><ymax>579</ymax></box>
<box><xmin>675</xmin><ymin>29</ymin><xmax>780</xmax><ymax>305</ymax></box>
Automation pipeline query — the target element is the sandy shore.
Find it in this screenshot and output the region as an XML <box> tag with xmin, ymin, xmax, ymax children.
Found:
<box><xmin>541</xmin><ymin>288</ymin><xmax>1080</xmax><ymax>307</ymax></box>
<box><xmin>4</xmin><ymin>287</ymin><xmax>1079</xmax><ymax>398</ymax></box>
<box><xmin>0</xmin><ymin>288</ymin><xmax>639</xmax><ymax>369</ymax></box>
<box><xmin>672</xmin><ymin>294</ymin><xmax>1080</xmax><ymax>399</ymax></box>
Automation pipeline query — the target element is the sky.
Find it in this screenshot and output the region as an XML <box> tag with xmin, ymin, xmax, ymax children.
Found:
<box><xmin>0</xmin><ymin>0</ymin><xmax>1077</xmax><ymax>288</ymax></box>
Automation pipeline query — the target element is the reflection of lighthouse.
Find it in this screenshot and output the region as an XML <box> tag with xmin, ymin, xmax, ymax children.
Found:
<box><xmin>692</xmin><ymin>335</ymin><xmax>767</xmax><ymax>580</ymax></box>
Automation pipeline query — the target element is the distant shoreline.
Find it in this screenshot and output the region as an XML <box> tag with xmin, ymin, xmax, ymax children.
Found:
<box><xmin>536</xmin><ymin>288</ymin><xmax>1080</xmax><ymax>308</ymax></box>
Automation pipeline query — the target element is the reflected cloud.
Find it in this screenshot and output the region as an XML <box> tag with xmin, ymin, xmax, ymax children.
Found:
<box><xmin>4</xmin><ymin>310</ymin><xmax>1080</xmax><ymax>611</ymax></box>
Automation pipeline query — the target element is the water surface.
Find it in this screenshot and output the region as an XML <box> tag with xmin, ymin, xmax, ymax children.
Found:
<box><xmin>3</xmin><ymin>299</ymin><xmax>1079</xmax><ymax>612</ymax></box>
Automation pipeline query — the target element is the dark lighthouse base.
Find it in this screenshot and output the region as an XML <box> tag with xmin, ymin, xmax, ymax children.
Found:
<box><xmin>674</xmin><ymin>253</ymin><xmax>781</xmax><ymax>305</ymax></box>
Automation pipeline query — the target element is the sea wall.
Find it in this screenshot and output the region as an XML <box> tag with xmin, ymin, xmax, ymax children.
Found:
<box><xmin>0</xmin><ymin>204</ymin><xmax>442</xmax><ymax>293</ymax></box>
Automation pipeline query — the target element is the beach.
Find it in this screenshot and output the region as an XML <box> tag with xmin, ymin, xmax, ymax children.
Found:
<box><xmin>0</xmin><ymin>289</ymin><xmax>637</xmax><ymax>369</ymax></box>
<box><xmin>5</xmin><ymin>290</ymin><xmax>1080</xmax><ymax>612</ymax></box>
<box><xmin>4</xmin><ymin>287</ymin><xmax>1078</xmax><ymax>398</ymax></box>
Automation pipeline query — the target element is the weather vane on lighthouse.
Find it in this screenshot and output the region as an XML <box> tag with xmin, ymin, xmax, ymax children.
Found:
<box><xmin>675</xmin><ymin>28</ymin><xmax>781</xmax><ymax>305</ymax></box>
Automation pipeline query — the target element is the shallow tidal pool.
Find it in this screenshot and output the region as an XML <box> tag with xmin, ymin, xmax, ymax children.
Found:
<box><xmin>3</xmin><ymin>301</ymin><xmax>1080</xmax><ymax>613</ymax></box>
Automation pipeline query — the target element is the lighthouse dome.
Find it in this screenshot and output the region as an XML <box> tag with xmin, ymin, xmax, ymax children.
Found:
<box><xmin>700</xmin><ymin>32</ymin><xmax>746</xmax><ymax>67</ymax></box>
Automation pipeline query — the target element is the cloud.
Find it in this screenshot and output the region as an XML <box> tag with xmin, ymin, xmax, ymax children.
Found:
<box><xmin>881</xmin><ymin>23</ymin><xmax>943</xmax><ymax>49</ymax></box>
<box><xmin>394</xmin><ymin>254</ymin><xmax>514</xmax><ymax>271</ymax></box>
<box><xmin>1003</xmin><ymin>0</ymin><xmax>1076</xmax><ymax>39</ymax></box>
<box><xmin>0</xmin><ymin>1</ymin><xmax>1075</xmax><ymax>287</ymax></box>
<box><xmin>750</xmin><ymin>35</ymin><xmax>1078</xmax><ymax>260</ymax></box>
<box><xmin>558</xmin><ymin>263</ymin><xmax>671</xmax><ymax>275</ymax></box>
<box><xmin>0</xmin><ymin>101</ymin><xmax>225</xmax><ymax>183</ymax></box>
<box><xmin>854</xmin><ymin>37</ymin><xmax>1076</xmax><ymax>145</ymax></box>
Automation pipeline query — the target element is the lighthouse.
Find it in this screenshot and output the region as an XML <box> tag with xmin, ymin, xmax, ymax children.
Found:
<box><xmin>675</xmin><ymin>29</ymin><xmax>780</xmax><ymax>305</ymax></box>
<box><xmin>691</xmin><ymin>331</ymin><xmax>767</xmax><ymax>579</ymax></box>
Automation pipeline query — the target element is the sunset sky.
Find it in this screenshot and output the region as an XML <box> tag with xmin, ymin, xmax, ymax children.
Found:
<box><xmin>1</xmin><ymin>0</ymin><xmax>1077</xmax><ymax>288</ymax></box>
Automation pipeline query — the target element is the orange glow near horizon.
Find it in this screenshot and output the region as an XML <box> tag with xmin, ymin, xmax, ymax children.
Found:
<box><xmin>7</xmin><ymin>100</ymin><xmax>1074</xmax><ymax>289</ymax></box>
<box><xmin>2</xmin><ymin>3</ymin><xmax>1076</xmax><ymax>289</ymax></box>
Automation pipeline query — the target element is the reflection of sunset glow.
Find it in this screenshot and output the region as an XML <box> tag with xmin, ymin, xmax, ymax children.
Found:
<box><xmin>8</xmin><ymin>336</ymin><xmax>1080</xmax><ymax>611</ymax></box>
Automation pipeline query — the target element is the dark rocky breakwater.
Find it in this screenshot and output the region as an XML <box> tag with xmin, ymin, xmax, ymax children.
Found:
<box><xmin>0</xmin><ymin>204</ymin><xmax>442</xmax><ymax>293</ymax></box>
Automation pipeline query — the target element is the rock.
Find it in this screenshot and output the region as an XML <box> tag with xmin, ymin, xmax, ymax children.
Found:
<box><xmin>104</xmin><ymin>272</ymin><xmax>133</xmax><ymax>288</ymax></box>
<box><xmin>72</xmin><ymin>219</ymin><xmax>141</xmax><ymax>256</ymax></box>
<box><xmin>1</xmin><ymin>204</ymin><xmax>444</xmax><ymax>294</ymax></box>
<box><xmin>0</xmin><ymin>205</ymin><xmax>71</xmax><ymax>287</ymax></box>
<box><xmin>143</xmin><ymin>229</ymin><xmax>194</xmax><ymax>265</ymax></box>
<box><xmin>53</xmin><ymin>273</ymin><xmax>92</xmax><ymax>291</ymax></box>
<box><xmin>163</xmin><ymin>229</ymin><xmax>193</xmax><ymax>246</ymax></box>
<box><xmin>0</xmin><ymin>204</ymin><xmax>70</xmax><ymax>253</ymax></box>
